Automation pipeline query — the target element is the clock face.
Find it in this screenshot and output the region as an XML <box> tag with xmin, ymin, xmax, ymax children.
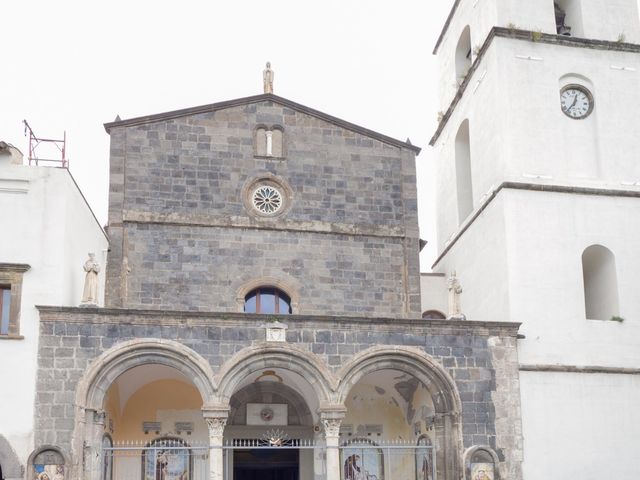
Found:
<box><xmin>260</xmin><ymin>407</ymin><xmax>275</xmax><ymax>422</ymax></box>
<box><xmin>560</xmin><ymin>85</ymin><xmax>594</xmax><ymax>119</ymax></box>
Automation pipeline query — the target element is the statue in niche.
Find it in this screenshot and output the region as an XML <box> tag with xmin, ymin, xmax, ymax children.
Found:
<box><xmin>447</xmin><ymin>271</ymin><xmax>466</xmax><ymax>320</ymax></box>
<box><xmin>80</xmin><ymin>253</ymin><xmax>100</xmax><ymax>306</ymax></box>
<box><xmin>263</xmin><ymin>62</ymin><xmax>274</xmax><ymax>94</ymax></box>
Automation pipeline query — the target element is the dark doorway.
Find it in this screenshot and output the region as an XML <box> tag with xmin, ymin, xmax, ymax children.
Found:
<box><xmin>233</xmin><ymin>449</ymin><xmax>299</xmax><ymax>480</ymax></box>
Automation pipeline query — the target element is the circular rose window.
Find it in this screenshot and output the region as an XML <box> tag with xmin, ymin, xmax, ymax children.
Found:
<box><xmin>252</xmin><ymin>185</ymin><xmax>283</xmax><ymax>215</ymax></box>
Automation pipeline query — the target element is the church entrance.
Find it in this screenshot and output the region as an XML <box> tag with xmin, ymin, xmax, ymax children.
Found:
<box><xmin>233</xmin><ymin>448</ymin><xmax>299</xmax><ymax>480</ymax></box>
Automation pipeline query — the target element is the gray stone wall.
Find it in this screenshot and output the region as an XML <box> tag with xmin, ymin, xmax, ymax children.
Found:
<box><xmin>124</xmin><ymin>223</ymin><xmax>408</xmax><ymax>315</ymax></box>
<box><xmin>105</xmin><ymin>99</ymin><xmax>420</xmax><ymax>316</ymax></box>
<box><xmin>35</xmin><ymin>309</ymin><xmax>521</xmax><ymax>466</ymax></box>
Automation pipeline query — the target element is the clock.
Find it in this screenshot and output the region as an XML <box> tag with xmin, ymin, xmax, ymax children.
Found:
<box><xmin>560</xmin><ymin>84</ymin><xmax>594</xmax><ymax>119</ymax></box>
<box><xmin>260</xmin><ymin>407</ymin><xmax>275</xmax><ymax>422</ymax></box>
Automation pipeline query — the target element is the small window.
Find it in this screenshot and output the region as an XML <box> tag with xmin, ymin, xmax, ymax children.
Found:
<box><xmin>0</xmin><ymin>286</ymin><xmax>11</xmax><ymax>335</ymax></box>
<box><xmin>245</xmin><ymin>288</ymin><xmax>292</xmax><ymax>314</ymax></box>
<box><xmin>582</xmin><ymin>245</ymin><xmax>620</xmax><ymax>320</ymax></box>
<box><xmin>255</xmin><ymin>126</ymin><xmax>285</xmax><ymax>158</ymax></box>
<box><xmin>0</xmin><ymin>263</ymin><xmax>29</xmax><ymax>338</ymax></box>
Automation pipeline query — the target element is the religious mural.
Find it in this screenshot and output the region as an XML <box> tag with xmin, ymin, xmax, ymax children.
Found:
<box><xmin>342</xmin><ymin>439</ymin><xmax>383</xmax><ymax>480</ymax></box>
<box><xmin>415</xmin><ymin>435</ymin><xmax>434</xmax><ymax>480</ymax></box>
<box><xmin>470</xmin><ymin>463</ymin><xmax>494</xmax><ymax>480</ymax></box>
<box><xmin>33</xmin><ymin>464</ymin><xmax>65</xmax><ymax>480</ymax></box>
<box><xmin>143</xmin><ymin>439</ymin><xmax>190</xmax><ymax>480</ymax></box>
<box><xmin>33</xmin><ymin>449</ymin><xmax>65</xmax><ymax>480</ymax></box>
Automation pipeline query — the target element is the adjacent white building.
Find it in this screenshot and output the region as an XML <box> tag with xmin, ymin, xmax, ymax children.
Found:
<box><xmin>423</xmin><ymin>0</ymin><xmax>640</xmax><ymax>478</ymax></box>
<box><xmin>0</xmin><ymin>142</ymin><xmax>108</xmax><ymax>479</ymax></box>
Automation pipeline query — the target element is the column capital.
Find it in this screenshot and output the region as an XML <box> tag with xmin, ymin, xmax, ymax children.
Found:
<box><xmin>205</xmin><ymin>417</ymin><xmax>227</xmax><ymax>437</ymax></box>
<box><xmin>319</xmin><ymin>406</ymin><xmax>346</xmax><ymax>438</ymax></box>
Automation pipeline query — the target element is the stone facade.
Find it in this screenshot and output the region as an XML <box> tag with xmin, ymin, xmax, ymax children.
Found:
<box><xmin>30</xmin><ymin>94</ymin><xmax>524</xmax><ymax>480</ymax></box>
<box><xmin>104</xmin><ymin>95</ymin><xmax>421</xmax><ymax>317</ymax></box>
<box><xmin>35</xmin><ymin>307</ymin><xmax>522</xmax><ymax>477</ymax></box>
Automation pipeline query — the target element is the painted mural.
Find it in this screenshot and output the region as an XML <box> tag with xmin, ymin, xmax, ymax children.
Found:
<box><xmin>471</xmin><ymin>463</ymin><xmax>494</xmax><ymax>480</ymax></box>
<box><xmin>415</xmin><ymin>435</ymin><xmax>434</xmax><ymax>480</ymax></box>
<box><xmin>342</xmin><ymin>440</ymin><xmax>384</xmax><ymax>480</ymax></box>
<box><xmin>143</xmin><ymin>439</ymin><xmax>190</xmax><ymax>480</ymax></box>
<box><xmin>34</xmin><ymin>464</ymin><xmax>65</xmax><ymax>480</ymax></box>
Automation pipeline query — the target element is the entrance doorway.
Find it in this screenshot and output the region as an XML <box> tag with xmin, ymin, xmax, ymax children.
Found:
<box><xmin>233</xmin><ymin>448</ymin><xmax>299</xmax><ymax>480</ymax></box>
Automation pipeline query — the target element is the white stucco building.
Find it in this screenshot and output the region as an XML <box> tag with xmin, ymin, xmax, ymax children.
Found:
<box><xmin>422</xmin><ymin>0</ymin><xmax>640</xmax><ymax>478</ymax></box>
<box><xmin>0</xmin><ymin>143</ymin><xmax>108</xmax><ymax>479</ymax></box>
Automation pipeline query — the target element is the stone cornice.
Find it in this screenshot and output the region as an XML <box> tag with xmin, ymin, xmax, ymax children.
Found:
<box><xmin>430</xmin><ymin>27</ymin><xmax>640</xmax><ymax>146</ymax></box>
<box><xmin>121</xmin><ymin>210</ymin><xmax>407</xmax><ymax>239</ymax></box>
<box><xmin>433</xmin><ymin>181</ymin><xmax>640</xmax><ymax>268</ymax></box>
<box><xmin>520</xmin><ymin>364</ymin><xmax>640</xmax><ymax>375</ymax></box>
<box><xmin>104</xmin><ymin>93</ymin><xmax>421</xmax><ymax>154</ymax></box>
<box><xmin>36</xmin><ymin>305</ymin><xmax>521</xmax><ymax>337</ymax></box>
<box><xmin>0</xmin><ymin>263</ymin><xmax>31</xmax><ymax>273</ymax></box>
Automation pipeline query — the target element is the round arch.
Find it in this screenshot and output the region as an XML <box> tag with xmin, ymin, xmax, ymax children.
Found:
<box><xmin>215</xmin><ymin>343</ymin><xmax>336</xmax><ymax>406</ymax></box>
<box><xmin>335</xmin><ymin>345</ymin><xmax>462</xmax><ymax>414</ymax></box>
<box><xmin>234</xmin><ymin>275</ymin><xmax>301</xmax><ymax>313</ymax></box>
<box><xmin>76</xmin><ymin>338</ymin><xmax>218</xmax><ymax>410</ymax></box>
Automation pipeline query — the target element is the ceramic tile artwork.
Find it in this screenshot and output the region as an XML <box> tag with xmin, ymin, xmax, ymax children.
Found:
<box><xmin>34</xmin><ymin>464</ymin><xmax>65</xmax><ymax>480</ymax></box>
<box><xmin>471</xmin><ymin>463</ymin><xmax>495</xmax><ymax>480</ymax></box>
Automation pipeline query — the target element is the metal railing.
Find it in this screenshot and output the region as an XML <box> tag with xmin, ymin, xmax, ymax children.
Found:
<box><xmin>102</xmin><ymin>439</ymin><xmax>436</xmax><ymax>480</ymax></box>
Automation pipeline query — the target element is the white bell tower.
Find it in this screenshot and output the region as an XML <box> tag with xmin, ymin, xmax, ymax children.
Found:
<box><xmin>429</xmin><ymin>0</ymin><xmax>640</xmax><ymax>478</ymax></box>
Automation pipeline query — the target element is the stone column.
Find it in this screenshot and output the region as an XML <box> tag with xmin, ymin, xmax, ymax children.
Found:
<box><xmin>205</xmin><ymin>414</ymin><xmax>227</xmax><ymax>480</ymax></box>
<box><xmin>320</xmin><ymin>410</ymin><xmax>345</xmax><ymax>480</ymax></box>
<box><xmin>84</xmin><ymin>409</ymin><xmax>106</xmax><ymax>480</ymax></box>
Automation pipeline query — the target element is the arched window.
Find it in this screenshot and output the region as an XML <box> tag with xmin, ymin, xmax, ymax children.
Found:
<box><xmin>415</xmin><ymin>435</ymin><xmax>434</xmax><ymax>480</ymax></box>
<box><xmin>244</xmin><ymin>287</ymin><xmax>292</xmax><ymax>314</ymax></box>
<box><xmin>555</xmin><ymin>0</ymin><xmax>583</xmax><ymax>37</ymax></box>
<box><xmin>422</xmin><ymin>310</ymin><xmax>446</xmax><ymax>320</ymax></box>
<box><xmin>255</xmin><ymin>126</ymin><xmax>284</xmax><ymax>158</ymax></box>
<box><xmin>455</xmin><ymin>26</ymin><xmax>472</xmax><ymax>85</ymax></box>
<box><xmin>142</xmin><ymin>438</ymin><xmax>191</xmax><ymax>480</ymax></box>
<box><xmin>582</xmin><ymin>245</ymin><xmax>620</xmax><ymax>320</ymax></box>
<box><xmin>341</xmin><ymin>438</ymin><xmax>384</xmax><ymax>480</ymax></box>
<box><xmin>455</xmin><ymin>120</ymin><xmax>473</xmax><ymax>224</ymax></box>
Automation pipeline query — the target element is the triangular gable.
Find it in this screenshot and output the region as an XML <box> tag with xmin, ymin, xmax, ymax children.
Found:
<box><xmin>103</xmin><ymin>93</ymin><xmax>421</xmax><ymax>154</ymax></box>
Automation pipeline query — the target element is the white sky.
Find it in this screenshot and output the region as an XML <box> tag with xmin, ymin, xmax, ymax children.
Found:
<box><xmin>4</xmin><ymin>1</ymin><xmax>636</xmax><ymax>270</ymax></box>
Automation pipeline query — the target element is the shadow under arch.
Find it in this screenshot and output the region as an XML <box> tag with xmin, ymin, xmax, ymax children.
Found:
<box><xmin>76</xmin><ymin>338</ymin><xmax>218</xmax><ymax>411</ymax></box>
<box><xmin>335</xmin><ymin>345</ymin><xmax>462</xmax><ymax>413</ymax></box>
<box><xmin>215</xmin><ymin>343</ymin><xmax>337</xmax><ymax>406</ymax></box>
<box><xmin>335</xmin><ymin>345</ymin><xmax>464</xmax><ymax>480</ymax></box>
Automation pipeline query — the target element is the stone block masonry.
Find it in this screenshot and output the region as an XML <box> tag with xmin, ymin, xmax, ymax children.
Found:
<box><xmin>104</xmin><ymin>99</ymin><xmax>421</xmax><ymax>315</ymax></box>
<box><xmin>35</xmin><ymin>307</ymin><xmax>523</xmax><ymax>478</ymax></box>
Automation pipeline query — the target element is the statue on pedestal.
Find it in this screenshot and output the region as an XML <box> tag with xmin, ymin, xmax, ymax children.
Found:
<box><xmin>80</xmin><ymin>253</ymin><xmax>100</xmax><ymax>306</ymax></box>
<box><xmin>447</xmin><ymin>271</ymin><xmax>466</xmax><ymax>320</ymax></box>
<box><xmin>263</xmin><ymin>62</ymin><xmax>274</xmax><ymax>94</ymax></box>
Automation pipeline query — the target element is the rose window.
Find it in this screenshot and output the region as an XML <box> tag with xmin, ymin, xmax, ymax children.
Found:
<box><xmin>252</xmin><ymin>185</ymin><xmax>283</xmax><ymax>214</ymax></box>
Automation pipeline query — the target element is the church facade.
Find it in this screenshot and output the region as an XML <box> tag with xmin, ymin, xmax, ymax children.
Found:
<box><xmin>29</xmin><ymin>93</ymin><xmax>523</xmax><ymax>480</ymax></box>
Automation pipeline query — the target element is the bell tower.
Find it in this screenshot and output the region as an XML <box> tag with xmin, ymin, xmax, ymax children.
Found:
<box><xmin>429</xmin><ymin>0</ymin><xmax>640</xmax><ymax>478</ymax></box>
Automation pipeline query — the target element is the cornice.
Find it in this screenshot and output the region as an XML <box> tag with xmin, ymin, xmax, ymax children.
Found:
<box><xmin>430</xmin><ymin>27</ymin><xmax>640</xmax><ymax>146</ymax></box>
<box><xmin>104</xmin><ymin>93</ymin><xmax>421</xmax><ymax>154</ymax></box>
<box><xmin>433</xmin><ymin>181</ymin><xmax>640</xmax><ymax>268</ymax></box>
<box><xmin>36</xmin><ymin>305</ymin><xmax>521</xmax><ymax>337</ymax></box>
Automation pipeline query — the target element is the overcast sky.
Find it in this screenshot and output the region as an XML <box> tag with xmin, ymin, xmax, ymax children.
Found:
<box><xmin>7</xmin><ymin>1</ymin><xmax>634</xmax><ymax>270</ymax></box>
